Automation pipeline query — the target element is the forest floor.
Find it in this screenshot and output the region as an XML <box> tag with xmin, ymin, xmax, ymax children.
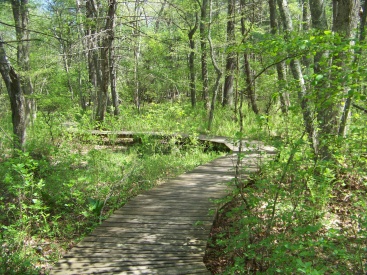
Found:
<box><xmin>204</xmin><ymin>200</ymin><xmax>238</xmax><ymax>274</ymax></box>
<box><xmin>204</xmin><ymin>169</ymin><xmax>367</xmax><ymax>274</ymax></box>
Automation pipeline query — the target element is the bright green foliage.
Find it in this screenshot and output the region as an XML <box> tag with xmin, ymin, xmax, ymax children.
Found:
<box><xmin>0</xmin><ymin>104</ymin><xmax>223</xmax><ymax>273</ymax></box>
<box><xmin>210</xmin><ymin>115</ymin><xmax>367</xmax><ymax>273</ymax></box>
<box><xmin>1</xmin><ymin>0</ymin><xmax>367</xmax><ymax>273</ymax></box>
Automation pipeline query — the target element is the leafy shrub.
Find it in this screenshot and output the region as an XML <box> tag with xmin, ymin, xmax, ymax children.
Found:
<box><xmin>207</xmin><ymin>131</ymin><xmax>367</xmax><ymax>274</ymax></box>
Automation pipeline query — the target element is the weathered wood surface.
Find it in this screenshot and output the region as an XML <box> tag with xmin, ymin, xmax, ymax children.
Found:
<box><xmin>51</xmin><ymin>135</ymin><xmax>275</xmax><ymax>275</ymax></box>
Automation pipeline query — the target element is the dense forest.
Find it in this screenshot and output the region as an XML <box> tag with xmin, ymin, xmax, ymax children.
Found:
<box><xmin>1</xmin><ymin>0</ymin><xmax>367</xmax><ymax>273</ymax></box>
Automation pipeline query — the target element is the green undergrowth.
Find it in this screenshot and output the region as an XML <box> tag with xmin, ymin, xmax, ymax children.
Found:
<box><xmin>206</xmin><ymin>123</ymin><xmax>367</xmax><ymax>274</ymax></box>
<box><xmin>0</xmin><ymin>112</ymin><xmax>223</xmax><ymax>274</ymax></box>
<box><xmin>79</xmin><ymin>102</ymin><xmax>275</xmax><ymax>139</ymax></box>
<box><xmin>0</xmin><ymin>101</ymin><xmax>294</xmax><ymax>274</ymax></box>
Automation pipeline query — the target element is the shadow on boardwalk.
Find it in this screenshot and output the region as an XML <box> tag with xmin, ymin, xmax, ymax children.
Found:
<box><xmin>51</xmin><ymin>137</ymin><xmax>275</xmax><ymax>275</ymax></box>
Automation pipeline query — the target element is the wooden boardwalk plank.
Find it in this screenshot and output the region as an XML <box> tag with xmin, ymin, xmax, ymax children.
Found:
<box><xmin>51</xmin><ymin>135</ymin><xmax>275</xmax><ymax>274</ymax></box>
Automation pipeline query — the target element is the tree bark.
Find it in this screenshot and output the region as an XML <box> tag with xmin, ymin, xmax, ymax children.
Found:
<box><xmin>277</xmin><ymin>0</ymin><xmax>319</xmax><ymax>155</ymax></box>
<box><xmin>0</xmin><ymin>36</ymin><xmax>26</xmax><ymax>150</ymax></box>
<box><xmin>11</xmin><ymin>0</ymin><xmax>35</xmax><ymax>125</ymax></box>
<box><xmin>269</xmin><ymin>0</ymin><xmax>290</xmax><ymax>113</ymax></box>
<box><xmin>85</xmin><ymin>0</ymin><xmax>100</xmax><ymax>109</ymax></box>
<box><xmin>240</xmin><ymin>0</ymin><xmax>259</xmax><ymax>114</ymax></box>
<box><xmin>222</xmin><ymin>0</ymin><xmax>236</xmax><ymax>107</ymax></box>
<box><xmin>308</xmin><ymin>0</ymin><xmax>334</xmax><ymax>158</ymax></box>
<box><xmin>108</xmin><ymin>0</ymin><xmax>119</xmax><ymax>117</ymax></box>
<box><xmin>332</xmin><ymin>0</ymin><xmax>359</xmax><ymax>37</ymax></box>
<box><xmin>243</xmin><ymin>53</ymin><xmax>259</xmax><ymax>114</ymax></box>
<box><xmin>188</xmin><ymin>13</ymin><xmax>198</xmax><ymax>108</ymax></box>
<box><xmin>154</xmin><ymin>0</ymin><xmax>167</xmax><ymax>31</ymax></box>
<box><xmin>76</xmin><ymin>0</ymin><xmax>88</xmax><ymax>110</ymax></box>
<box><xmin>301</xmin><ymin>0</ymin><xmax>312</xmax><ymax>75</ymax></box>
<box><xmin>96</xmin><ymin>0</ymin><xmax>117</xmax><ymax>121</ymax></box>
<box><xmin>207</xmin><ymin>0</ymin><xmax>223</xmax><ymax>131</ymax></box>
<box><xmin>109</xmin><ymin>42</ymin><xmax>119</xmax><ymax>116</ymax></box>
<box><xmin>338</xmin><ymin>0</ymin><xmax>363</xmax><ymax>137</ymax></box>
<box><xmin>200</xmin><ymin>0</ymin><xmax>210</xmax><ymax>110</ymax></box>
<box><xmin>133</xmin><ymin>0</ymin><xmax>142</xmax><ymax>112</ymax></box>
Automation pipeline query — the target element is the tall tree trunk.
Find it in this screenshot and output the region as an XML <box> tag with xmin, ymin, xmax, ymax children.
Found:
<box><xmin>277</xmin><ymin>0</ymin><xmax>319</xmax><ymax>155</ymax></box>
<box><xmin>200</xmin><ymin>0</ymin><xmax>210</xmax><ymax>110</ymax></box>
<box><xmin>85</xmin><ymin>0</ymin><xmax>100</xmax><ymax>109</ymax></box>
<box><xmin>0</xmin><ymin>36</ymin><xmax>26</xmax><ymax>150</ymax></box>
<box><xmin>302</xmin><ymin>0</ymin><xmax>311</xmax><ymax>32</ymax></box>
<box><xmin>110</xmin><ymin>43</ymin><xmax>119</xmax><ymax>116</ymax></box>
<box><xmin>133</xmin><ymin>0</ymin><xmax>142</xmax><ymax>112</ymax></box>
<box><xmin>188</xmin><ymin>14</ymin><xmax>198</xmax><ymax>108</ymax></box>
<box><xmin>96</xmin><ymin>0</ymin><xmax>117</xmax><ymax>121</ymax></box>
<box><xmin>154</xmin><ymin>0</ymin><xmax>167</xmax><ymax>31</ymax></box>
<box><xmin>301</xmin><ymin>0</ymin><xmax>312</xmax><ymax>75</ymax></box>
<box><xmin>208</xmin><ymin>0</ymin><xmax>223</xmax><ymax>131</ymax></box>
<box><xmin>335</xmin><ymin>0</ymin><xmax>360</xmax><ymax>137</ymax></box>
<box><xmin>269</xmin><ymin>0</ymin><xmax>290</xmax><ymax>113</ymax></box>
<box><xmin>11</xmin><ymin>0</ymin><xmax>35</xmax><ymax>125</ymax></box>
<box><xmin>308</xmin><ymin>0</ymin><xmax>334</xmax><ymax>158</ymax></box>
<box><xmin>76</xmin><ymin>0</ymin><xmax>88</xmax><ymax>110</ymax></box>
<box><xmin>222</xmin><ymin>0</ymin><xmax>236</xmax><ymax>107</ymax></box>
<box><xmin>56</xmin><ymin>19</ymin><xmax>74</xmax><ymax>99</ymax></box>
<box><xmin>240</xmin><ymin>0</ymin><xmax>259</xmax><ymax>114</ymax></box>
<box><xmin>243</xmin><ymin>53</ymin><xmax>259</xmax><ymax>114</ymax></box>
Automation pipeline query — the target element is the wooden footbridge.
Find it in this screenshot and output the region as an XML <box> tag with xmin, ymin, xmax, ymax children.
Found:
<box><xmin>51</xmin><ymin>133</ymin><xmax>275</xmax><ymax>274</ymax></box>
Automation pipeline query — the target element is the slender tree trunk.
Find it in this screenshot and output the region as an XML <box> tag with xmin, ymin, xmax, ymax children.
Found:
<box><xmin>338</xmin><ymin>0</ymin><xmax>364</xmax><ymax>137</ymax></box>
<box><xmin>86</xmin><ymin>0</ymin><xmax>99</xmax><ymax>109</ymax></box>
<box><xmin>110</xmin><ymin>45</ymin><xmax>119</xmax><ymax>116</ymax></box>
<box><xmin>11</xmin><ymin>0</ymin><xmax>35</xmax><ymax>125</ymax></box>
<box><xmin>155</xmin><ymin>0</ymin><xmax>167</xmax><ymax>31</ymax></box>
<box><xmin>56</xmin><ymin>19</ymin><xmax>74</xmax><ymax>99</ymax></box>
<box><xmin>240</xmin><ymin>0</ymin><xmax>259</xmax><ymax>114</ymax></box>
<box><xmin>62</xmin><ymin>52</ymin><xmax>74</xmax><ymax>99</ymax></box>
<box><xmin>96</xmin><ymin>0</ymin><xmax>117</xmax><ymax>121</ymax></box>
<box><xmin>308</xmin><ymin>0</ymin><xmax>328</xmax><ymax>76</ymax></box>
<box><xmin>244</xmin><ymin>53</ymin><xmax>259</xmax><ymax>114</ymax></box>
<box><xmin>302</xmin><ymin>0</ymin><xmax>311</xmax><ymax>32</ymax></box>
<box><xmin>188</xmin><ymin>14</ymin><xmax>198</xmax><ymax>108</ymax></box>
<box><xmin>76</xmin><ymin>0</ymin><xmax>87</xmax><ymax>110</ymax></box>
<box><xmin>222</xmin><ymin>0</ymin><xmax>236</xmax><ymax>107</ymax></box>
<box><xmin>334</xmin><ymin>0</ymin><xmax>359</xmax><ymax>138</ymax></box>
<box><xmin>277</xmin><ymin>0</ymin><xmax>318</xmax><ymax>155</ymax></box>
<box><xmin>132</xmin><ymin>0</ymin><xmax>142</xmax><ymax>112</ymax></box>
<box><xmin>269</xmin><ymin>0</ymin><xmax>290</xmax><ymax>113</ymax></box>
<box><xmin>301</xmin><ymin>0</ymin><xmax>312</xmax><ymax>76</ymax></box>
<box><xmin>200</xmin><ymin>0</ymin><xmax>210</xmax><ymax>110</ymax></box>
<box><xmin>208</xmin><ymin>0</ymin><xmax>223</xmax><ymax>131</ymax></box>
<box><xmin>51</xmin><ymin>5</ymin><xmax>74</xmax><ymax>99</ymax></box>
<box><xmin>0</xmin><ymin>36</ymin><xmax>26</xmax><ymax>150</ymax></box>
<box><xmin>308</xmin><ymin>0</ymin><xmax>335</xmax><ymax>158</ymax></box>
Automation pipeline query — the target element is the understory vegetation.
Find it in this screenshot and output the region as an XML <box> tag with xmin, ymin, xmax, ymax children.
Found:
<box><xmin>205</xmin><ymin>114</ymin><xmax>367</xmax><ymax>274</ymax></box>
<box><xmin>2</xmin><ymin>101</ymin><xmax>367</xmax><ymax>274</ymax></box>
<box><xmin>1</xmin><ymin>0</ymin><xmax>367</xmax><ymax>273</ymax></box>
<box><xmin>0</xmin><ymin>103</ymin><xmax>232</xmax><ymax>274</ymax></box>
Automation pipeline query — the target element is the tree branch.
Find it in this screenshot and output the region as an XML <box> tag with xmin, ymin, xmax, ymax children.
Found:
<box><xmin>0</xmin><ymin>20</ymin><xmax>66</xmax><ymax>41</ymax></box>
<box><xmin>352</xmin><ymin>103</ymin><xmax>367</xmax><ymax>114</ymax></box>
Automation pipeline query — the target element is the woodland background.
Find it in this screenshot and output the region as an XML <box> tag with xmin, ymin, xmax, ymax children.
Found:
<box><xmin>1</xmin><ymin>0</ymin><xmax>367</xmax><ymax>274</ymax></box>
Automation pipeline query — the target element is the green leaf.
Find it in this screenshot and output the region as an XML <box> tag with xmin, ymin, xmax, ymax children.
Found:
<box><xmin>315</xmin><ymin>74</ymin><xmax>323</xmax><ymax>81</ymax></box>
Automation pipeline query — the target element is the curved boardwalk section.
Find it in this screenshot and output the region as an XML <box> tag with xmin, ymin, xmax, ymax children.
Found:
<box><xmin>51</xmin><ymin>139</ymin><xmax>272</xmax><ymax>274</ymax></box>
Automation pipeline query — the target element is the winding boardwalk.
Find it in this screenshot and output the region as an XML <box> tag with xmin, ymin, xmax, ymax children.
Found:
<box><xmin>51</xmin><ymin>137</ymin><xmax>275</xmax><ymax>275</ymax></box>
